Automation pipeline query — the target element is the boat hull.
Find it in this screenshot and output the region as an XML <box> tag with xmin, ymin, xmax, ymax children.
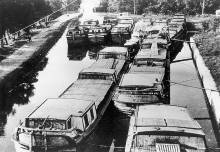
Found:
<box><xmin>111</xmin><ymin>33</ymin><xmax>131</xmax><ymax>44</ymax></box>
<box><xmin>88</xmin><ymin>35</ymin><xmax>106</xmax><ymax>44</ymax></box>
<box><xmin>66</xmin><ymin>36</ymin><xmax>88</xmax><ymax>47</ymax></box>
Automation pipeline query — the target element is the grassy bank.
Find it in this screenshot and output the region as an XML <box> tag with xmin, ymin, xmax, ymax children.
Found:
<box><xmin>193</xmin><ymin>24</ymin><xmax>220</xmax><ymax>90</ymax></box>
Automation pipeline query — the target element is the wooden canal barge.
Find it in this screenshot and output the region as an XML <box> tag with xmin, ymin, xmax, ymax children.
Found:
<box><xmin>66</xmin><ymin>19</ymin><xmax>109</xmax><ymax>47</ymax></box>
<box><xmin>135</xmin><ymin>38</ymin><xmax>169</xmax><ymax>68</ymax></box>
<box><xmin>110</xmin><ymin>17</ymin><xmax>134</xmax><ymax>44</ymax></box>
<box><xmin>113</xmin><ymin>66</ymin><xmax>166</xmax><ymax>114</ymax></box>
<box><xmin>66</xmin><ymin>25</ymin><xmax>89</xmax><ymax>47</ymax></box>
<box><xmin>168</xmin><ymin>14</ymin><xmax>187</xmax><ymax>62</ymax></box>
<box><xmin>87</xmin><ymin>26</ymin><xmax>109</xmax><ymax>44</ymax></box>
<box><xmin>113</xmin><ymin>38</ymin><xmax>169</xmax><ymax>114</ymax></box>
<box><xmin>12</xmin><ymin>67</ymin><xmax>116</xmax><ymax>152</ymax></box>
<box><xmin>125</xmin><ymin>105</ymin><xmax>207</xmax><ymax>152</ymax></box>
<box><xmin>111</xmin><ymin>24</ymin><xmax>132</xmax><ymax>44</ymax></box>
<box><xmin>12</xmin><ymin>47</ymin><xmax>130</xmax><ymax>152</ymax></box>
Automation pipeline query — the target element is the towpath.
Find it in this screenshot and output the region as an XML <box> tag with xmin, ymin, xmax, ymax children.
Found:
<box><xmin>0</xmin><ymin>13</ymin><xmax>80</xmax><ymax>100</ymax></box>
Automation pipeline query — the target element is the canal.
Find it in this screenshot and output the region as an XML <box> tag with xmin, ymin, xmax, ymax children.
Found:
<box><xmin>0</xmin><ymin>14</ymin><xmax>218</xmax><ymax>152</ymax></box>
<box><xmin>0</xmin><ymin>15</ymin><xmax>130</xmax><ymax>152</ymax></box>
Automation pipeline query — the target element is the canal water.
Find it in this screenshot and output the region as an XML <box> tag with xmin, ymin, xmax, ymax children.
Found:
<box><xmin>0</xmin><ymin>19</ymin><xmax>130</xmax><ymax>152</ymax></box>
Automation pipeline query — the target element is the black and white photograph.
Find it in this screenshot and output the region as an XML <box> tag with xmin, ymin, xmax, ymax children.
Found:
<box><xmin>0</xmin><ymin>0</ymin><xmax>220</xmax><ymax>151</ymax></box>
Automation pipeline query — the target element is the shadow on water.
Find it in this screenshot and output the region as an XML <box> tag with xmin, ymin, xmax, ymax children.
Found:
<box><xmin>0</xmin><ymin>57</ymin><xmax>48</xmax><ymax>136</ymax></box>
<box><xmin>68</xmin><ymin>45</ymin><xmax>104</xmax><ymax>61</ymax></box>
<box><xmin>80</xmin><ymin>102</ymin><xmax>130</xmax><ymax>152</ymax></box>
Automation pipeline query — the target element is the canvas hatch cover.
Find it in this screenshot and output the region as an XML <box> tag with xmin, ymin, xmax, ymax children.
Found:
<box><xmin>120</xmin><ymin>73</ymin><xmax>164</xmax><ymax>87</ymax></box>
<box><xmin>129</xmin><ymin>66</ymin><xmax>165</xmax><ymax>74</ymax></box>
<box><xmin>99</xmin><ymin>47</ymin><xmax>127</xmax><ymax>55</ymax></box>
<box><xmin>79</xmin><ymin>67</ymin><xmax>115</xmax><ymax>75</ymax></box>
<box><xmin>136</xmin><ymin>105</ymin><xmax>204</xmax><ymax>135</ymax></box>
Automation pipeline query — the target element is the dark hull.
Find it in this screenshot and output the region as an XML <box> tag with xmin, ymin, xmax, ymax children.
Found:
<box><xmin>168</xmin><ymin>28</ymin><xmax>186</xmax><ymax>62</ymax></box>
<box><xmin>66</xmin><ymin>36</ymin><xmax>89</xmax><ymax>47</ymax></box>
<box><xmin>111</xmin><ymin>33</ymin><xmax>131</xmax><ymax>45</ymax></box>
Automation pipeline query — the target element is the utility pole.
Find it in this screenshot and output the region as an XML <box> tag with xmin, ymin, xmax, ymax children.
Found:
<box><xmin>133</xmin><ymin>0</ymin><xmax>136</xmax><ymax>14</ymax></box>
<box><xmin>202</xmin><ymin>0</ymin><xmax>205</xmax><ymax>15</ymax></box>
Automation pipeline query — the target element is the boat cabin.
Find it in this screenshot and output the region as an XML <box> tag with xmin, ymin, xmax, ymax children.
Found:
<box><xmin>103</xmin><ymin>18</ymin><xmax>118</xmax><ymax>26</ymax></box>
<box><xmin>14</xmin><ymin>98</ymin><xmax>97</xmax><ymax>150</ymax></box>
<box><xmin>126</xmin><ymin>105</ymin><xmax>207</xmax><ymax>152</ymax></box>
<box><xmin>111</xmin><ymin>24</ymin><xmax>132</xmax><ymax>33</ymax></box>
<box><xmin>78</xmin><ymin>67</ymin><xmax>116</xmax><ymax>82</ymax></box>
<box><xmin>136</xmin><ymin>39</ymin><xmax>168</xmax><ymax>66</ymax></box>
<box><xmin>83</xmin><ymin>19</ymin><xmax>99</xmax><ymax>26</ymax></box>
<box><xmin>118</xmin><ymin>72</ymin><xmax>164</xmax><ymax>94</ymax></box>
<box><xmin>88</xmin><ymin>26</ymin><xmax>107</xmax><ymax>34</ymax></box>
<box><xmin>117</xmin><ymin>16</ymin><xmax>134</xmax><ymax>25</ymax></box>
<box><xmin>26</xmin><ymin>98</ymin><xmax>96</xmax><ymax>132</ymax></box>
<box><xmin>114</xmin><ymin>71</ymin><xmax>165</xmax><ymax>104</ymax></box>
<box><xmin>66</xmin><ymin>26</ymin><xmax>87</xmax><ymax>37</ymax></box>
<box><xmin>97</xmin><ymin>47</ymin><xmax>129</xmax><ymax>60</ymax></box>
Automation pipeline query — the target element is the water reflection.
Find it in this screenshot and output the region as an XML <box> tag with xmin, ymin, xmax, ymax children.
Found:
<box><xmin>68</xmin><ymin>46</ymin><xmax>88</xmax><ymax>60</ymax></box>
<box><xmin>68</xmin><ymin>45</ymin><xmax>103</xmax><ymax>61</ymax></box>
<box><xmin>80</xmin><ymin>102</ymin><xmax>130</xmax><ymax>152</ymax></box>
<box><xmin>0</xmin><ymin>57</ymin><xmax>48</xmax><ymax>137</ymax></box>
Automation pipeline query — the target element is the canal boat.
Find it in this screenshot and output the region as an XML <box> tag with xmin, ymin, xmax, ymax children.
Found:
<box><xmin>125</xmin><ymin>105</ymin><xmax>207</xmax><ymax>152</ymax></box>
<box><xmin>102</xmin><ymin>17</ymin><xmax>118</xmax><ymax>30</ymax></box>
<box><xmin>96</xmin><ymin>47</ymin><xmax>130</xmax><ymax>77</ymax></box>
<box><xmin>113</xmin><ymin>66</ymin><xmax>166</xmax><ymax>114</ymax></box>
<box><xmin>12</xmin><ymin>67</ymin><xmax>117</xmax><ymax>152</ymax></box>
<box><xmin>117</xmin><ymin>16</ymin><xmax>134</xmax><ymax>26</ymax></box>
<box><xmin>135</xmin><ymin>39</ymin><xmax>168</xmax><ymax>67</ymax></box>
<box><xmin>111</xmin><ymin>24</ymin><xmax>132</xmax><ymax>44</ymax></box>
<box><xmin>83</xmin><ymin>19</ymin><xmax>99</xmax><ymax>28</ymax></box>
<box><xmin>87</xmin><ymin>26</ymin><xmax>108</xmax><ymax>44</ymax></box>
<box><xmin>97</xmin><ymin>47</ymin><xmax>129</xmax><ymax>60</ymax></box>
<box><xmin>66</xmin><ymin>25</ymin><xmax>88</xmax><ymax>47</ymax></box>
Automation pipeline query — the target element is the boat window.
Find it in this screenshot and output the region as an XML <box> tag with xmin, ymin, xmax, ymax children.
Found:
<box><xmin>67</xmin><ymin>118</ymin><xmax>71</xmax><ymax>129</ymax></box>
<box><xmin>68</xmin><ymin>32</ymin><xmax>73</xmax><ymax>35</ymax></box>
<box><xmin>90</xmin><ymin>109</ymin><xmax>94</xmax><ymax>121</ymax></box>
<box><xmin>84</xmin><ymin>114</ymin><xmax>89</xmax><ymax>128</ymax></box>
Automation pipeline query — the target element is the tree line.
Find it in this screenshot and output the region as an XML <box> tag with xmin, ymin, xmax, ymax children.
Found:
<box><xmin>99</xmin><ymin>0</ymin><xmax>220</xmax><ymax>15</ymax></box>
<box><xmin>0</xmin><ymin>0</ymin><xmax>81</xmax><ymax>41</ymax></box>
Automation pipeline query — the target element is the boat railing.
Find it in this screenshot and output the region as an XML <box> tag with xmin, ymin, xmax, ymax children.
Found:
<box><xmin>116</xmin><ymin>88</ymin><xmax>161</xmax><ymax>95</ymax></box>
<box><xmin>17</xmin><ymin>126</ymin><xmax>74</xmax><ymax>134</ymax></box>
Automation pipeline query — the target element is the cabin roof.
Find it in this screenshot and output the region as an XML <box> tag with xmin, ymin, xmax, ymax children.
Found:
<box><xmin>135</xmin><ymin>50</ymin><xmax>167</xmax><ymax>60</ymax></box>
<box><xmin>92</xmin><ymin>58</ymin><xmax>116</xmax><ymax>69</ymax></box>
<box><xmin>120</xmin><ymin>73</ymin><xmax>164</xmax><ymax>87</ymax></box>
<box><xmin>114</xmin><ymin>24</ymin><xmax>131</xmax><ymax>28</ymax></box>
<box><xmin>136</xmin><ymin>105</ymin><xmax>202</xmax><ymax>131</ymax></box>
<box><xmin>99</xmin><ymin>47</ymin><xmax>127</xmax><ymax>54</ymax></box>
<box><xmin>129</xmin><ymin>66</ymin><xmax>165</xmax><ymax>74</ymax></box>
<box><xmin>142</xmin><ymin>38</ymin><xmax>167</xmax><ymax>44</ymax></box>
<box><xmin>124</xmin><ymin>38</ymin><xmax>139</xmax><ymax>46</ymax></box>
<box><xmin>29</xmin><ymin>98</ymin><xmax>94</xmax><ymax>120</ymax></box>
<box><xmin>80</xmin><ymin>67</ymin><xmax>115</xmax><ymax>75</ymax></box>
<box><xmin>60</xmin><ymin>79</ymin><xmax>112</xmax><ymax>107</ymax></box>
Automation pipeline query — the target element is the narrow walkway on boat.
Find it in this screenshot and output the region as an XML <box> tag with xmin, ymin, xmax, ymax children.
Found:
<box><xmin>170</xmin><ymin>42</ymin><xmax>218</xmax><ymax>148</ymax></box>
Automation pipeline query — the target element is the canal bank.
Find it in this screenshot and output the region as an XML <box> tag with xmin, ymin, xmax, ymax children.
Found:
<box><xmin>0</xmin><ymin>13</ymin><xmax>81</xmax><ymax>101</ymax></box>
<box><xmin>170</xmin><ymin>42</ymin><xmax>219</xmax><ymax>148</ymax></box>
